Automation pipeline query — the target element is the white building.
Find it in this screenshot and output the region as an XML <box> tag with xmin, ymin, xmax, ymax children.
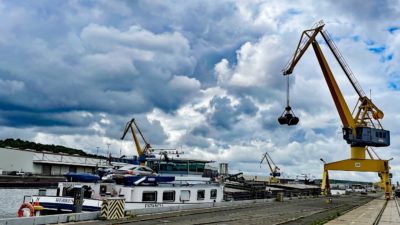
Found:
<box><xmin>0</xmin><ymin>147</ymin><xmax>119</xmax><ymax>175</ymax></box>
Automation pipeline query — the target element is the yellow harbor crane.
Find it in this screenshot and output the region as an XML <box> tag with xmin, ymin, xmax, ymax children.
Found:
<box><xmin>260</xmin><ymin>152</ymin><xmax>281</xmax><ymax>183</ymax></box>
<box><xmin>280</xmin><ymin>21</ymin><xmax>392</xmax><ymax>199</ymax></box>
<box><xmin>121</xmin><ymin>118</ymin><xmax>154</xmax><ymax>165</ymax></box>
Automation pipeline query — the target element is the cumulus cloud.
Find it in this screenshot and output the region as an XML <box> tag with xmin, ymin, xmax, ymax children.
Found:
<box><xmin>1</xmin><ymin>0</ymin><xmax>400</xmax><ymax>183</ymax></box>
<box><xmin>215</xmin><ymin>35</ymin><xmax>287</xmax><ymax>98</ymax></box>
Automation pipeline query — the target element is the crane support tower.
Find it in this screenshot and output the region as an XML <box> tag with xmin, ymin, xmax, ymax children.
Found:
<box><xmin>121</xmin><ymin>118</ymin><xmax>154</xmax><ymax>165</ymax></box>
<box><xmin>281</xmin><ymin>20</ymin><xmax>392</xmax><ymax>199</ymax></box>
<box><xmin>260</xmin><ymin>152</ymin><xmax>281</xmax><ymax>183</ymax></box>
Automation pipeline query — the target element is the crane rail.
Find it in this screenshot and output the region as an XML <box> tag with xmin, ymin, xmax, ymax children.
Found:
<box><xmin>372</xmin><ymin>199</ymin><xmax>388</xmax><ymax>225</ymax></box>
<box><xmin>395</xmin><ymin>196</ymin><xmax>400</xmax><ymax>217</ymax></box>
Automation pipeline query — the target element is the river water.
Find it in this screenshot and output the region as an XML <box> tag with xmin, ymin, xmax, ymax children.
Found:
<box><xmin>0</xmin><ymin>188</ymin><xmax>56</xmax><ymax>219</ymax></box>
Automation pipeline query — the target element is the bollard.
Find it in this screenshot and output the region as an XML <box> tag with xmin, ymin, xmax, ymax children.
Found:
<box><xmin>73</xmin><ymin>185</ymin><xmax>84</xmax><ymax>213</ymax></box>
<box><xmin>100</xmin><ymin>197</ymin><xmax>125</xmax><ymax>220</ymax></box>
<box><xmin>276</xmin><ymin>192</ymin><xmax>284</xmax><ymax>202</ymax></box>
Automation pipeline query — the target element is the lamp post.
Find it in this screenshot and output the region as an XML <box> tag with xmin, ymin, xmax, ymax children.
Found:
<box><xmin>107</xmin><ymin>143</ymin><xmax>111</xmax><ymax>156</ymax></box>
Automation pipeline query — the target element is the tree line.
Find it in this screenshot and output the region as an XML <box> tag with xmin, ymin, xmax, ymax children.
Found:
<box><xmin>0</xmin><ymin>138</ymin><xmax>105</xmax><ymax>158</ymax></box>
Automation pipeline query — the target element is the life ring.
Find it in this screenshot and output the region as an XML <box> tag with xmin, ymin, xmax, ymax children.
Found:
<box><xmin>18</xmin><ymin>202</ymin><xmax>34</xmax><ymax>217</ymax></box>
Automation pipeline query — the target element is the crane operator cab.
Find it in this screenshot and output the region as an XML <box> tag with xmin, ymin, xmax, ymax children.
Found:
<box><xmin>270</xmin><ymin>172</ymin><xmax>281</xmax><ymax>177</ymax></box>
<box><xmin>343</xmin><ymin>127</ymin><xmax>390</xmax><ymax>147</ymax></box>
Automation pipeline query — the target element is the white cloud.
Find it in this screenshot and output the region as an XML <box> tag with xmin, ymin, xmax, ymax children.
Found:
<box><xmin>168</xmin><ymin>75</ymin><xmax>201</xmax><ymax>94</ymax></box>
<box><xmin>215</xmin><ymin>35</ymin><xmax>286</xmax><ymax>88</ymax></box>
<box><xmin>0</xmin><ymin>0</ymin><xmax>399</xmax><ymax>184</ymax></box>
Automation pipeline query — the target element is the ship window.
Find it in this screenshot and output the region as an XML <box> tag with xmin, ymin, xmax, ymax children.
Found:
<box><xmin>163</xmin><ymin>191</ymin><xmax>175</xmax><ymax>202</ymax></box>
<box><xmin>188</xmin><ymin>163</ymin><xmax>206</xmax><ymax>172</ymax></box>
<box><xmin>100</xmin><ymin>185</ymin><xmax>107</xmax><ymax>195</ymax></box>
<box><xmin>174</xmin><ymin>162</ymin><xmax>188</xmax><ymax>172</ymax></box>
<box><xmin>210</xmin><ymin>189</ymin><xmax>217</xmax><ymax>199</ymax></box>
<box><xmin>189</xmin><ymin>163</ymin><xmax>197</xmax><ymax>172</ymax></box>
<box><xmin>147</xmin><ymin>161</ymin><xmax>154</xmax><ymax>168</ymax></box>
<box><xmin>197</xmin><ymin>190</ymin><xmax>205</xmax><ymax>200</ymax></box>
<box><xmin>159</xmin><ymin>162</ymin><xmax>174</xmax><ymax>172</ymax></box>
<box><xmin>383</xmin><ymin>132</ymin><xmax>386</xmax><ymax>138</ymax></box>
<box><xmin>196</xmin><ymin>163</ymin><xmax>205</xmax><ymax>173</ymax></box>
<box><xmin>142</xmin><ymin>191</ymin><xmax>157</xmax><ymax>202</ymax></box>
<box><xmin>180</xmin><ymin>190</ymin><xmax>190</xmax><ymax>201</ymax></box>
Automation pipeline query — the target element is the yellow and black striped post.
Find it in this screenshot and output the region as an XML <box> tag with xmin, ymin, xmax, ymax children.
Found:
<box><xmin>100</xmin><ymin>199</ymin><xmax>108</xmax><ymax>219</ymax></box>
<box><xmin>100</xmin><ymin>197</ymin><xmax>125</xmax><ymax>220</ymax></box>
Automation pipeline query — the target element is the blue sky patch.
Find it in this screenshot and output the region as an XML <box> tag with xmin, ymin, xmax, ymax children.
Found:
<box><xmin>350</xmin><ymin>35</ymin><xmax>360</xmax><ymax>42</ymax></box>
<box><xmin>287</xmin><ymin>8</ymin><xmax>302</xmax><ymax>15</ymax></box>
<box><xmin>368</xmin><ymin>46</ymin><xmax>385</xmax><ymax>54</ymax></box>
<box><xmin>388</xmin><ymin>82</ymin><xmax>397</xmax><ymax>90</ymax></box>
<box><xmin>289</xmin><ymin>130</ymin><xmax>306</xmax><ymax>143</ymax></box>
<box><xmin>365</xmin><ymin>40</ymin><xmax>375</xmax><ymax>46</ymax></box>
<box><xmin>388</xmin><ymin>26</ymin><xmax>399</xmax><ymax>34</ymax></box>
<box><xmin>388</xmin><ymin>72</ymin><xmax>400</xmax><ymax>91</ymax></box>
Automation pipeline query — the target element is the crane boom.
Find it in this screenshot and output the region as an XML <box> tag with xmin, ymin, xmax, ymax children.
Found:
<box><xmin>283</xmin><ymin>22</ymin><xmax>324</xmax><ymax>75</ymax></box>
<box><xmin>311</xmin><ymin>41</ymin><xmax>355</xmax><ymax>128</ymax></box>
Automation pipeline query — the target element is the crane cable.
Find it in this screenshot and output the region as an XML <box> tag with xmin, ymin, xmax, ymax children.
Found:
<box><xmin>286</xmin><ymin>75</ymin><xmax>290</xmax><ymax>108</ymax></box>
<box><xmin>278</xmin><ymin>75</ymin><xmax>299</xmax><ymax>126</ymax></box>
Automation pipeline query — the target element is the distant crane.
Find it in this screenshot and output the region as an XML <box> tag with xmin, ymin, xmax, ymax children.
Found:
<box><xmin>121</xmin><ymin>118</ymin><xmax>181</xmax><ymax>165</ymax></box>
<box><xmin>260</xmin><ymin>152</ymin><xmax>281</xmax><ymax>183</ymax></box>
<box><xmin>121</xmin><ymin>118</ymin><xmax>154</xmax><ymax>165</ymax></box>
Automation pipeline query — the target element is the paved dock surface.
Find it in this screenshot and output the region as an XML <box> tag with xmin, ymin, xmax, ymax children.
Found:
<box><xmin>74</xmin><ymin>195</ymin><xmax>376</xmax><ymax>225</ymax></box>
<box><xmin>326</xmin><ymin>197</ymin><xmax>400</xmax><ymax>225</ymax></box>
<box><xmin>380</xmin><ymin>198</ymin><xmax>400</xmax><ymax>225</ymax></box>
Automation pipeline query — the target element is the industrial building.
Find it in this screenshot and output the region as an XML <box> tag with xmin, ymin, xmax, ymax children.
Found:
<box><xmin>0</xmin><ymin>147</ymin><xmax>126</xmax><ymax>176</ymax></box>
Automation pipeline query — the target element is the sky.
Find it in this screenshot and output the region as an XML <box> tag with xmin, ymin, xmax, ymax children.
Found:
<box><xmin>0</xmin><ymin>0</ymin><xmax>400</xmax><ymax>183</ymax></box>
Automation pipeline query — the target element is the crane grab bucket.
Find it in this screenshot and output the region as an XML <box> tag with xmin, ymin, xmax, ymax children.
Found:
<box><xmin>278</xmin><ymin>106</ymin><xmax>299</xmax><ymax>126</ymax></box>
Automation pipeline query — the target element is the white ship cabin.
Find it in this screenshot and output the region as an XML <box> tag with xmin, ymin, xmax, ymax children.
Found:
<box><xmin>119</xmin><ymin>183</ymin><xmax>223</xmax><ymax>209</ymax></box>
<box><xmin>54</xmin><ymin>181</ymin><xmax>223</xmax><ymax>210</ymax></box>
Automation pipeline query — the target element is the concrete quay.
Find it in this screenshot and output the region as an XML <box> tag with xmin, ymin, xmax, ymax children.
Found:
<box><xmin>326</xmin><ymin>197</ymin><xmax>400</xmax><ymax>225</ymax></box>
<box><xmin>72</xmin><ymin>195</ymin><xmax>376</xmax><ymax>225</ymax></box>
